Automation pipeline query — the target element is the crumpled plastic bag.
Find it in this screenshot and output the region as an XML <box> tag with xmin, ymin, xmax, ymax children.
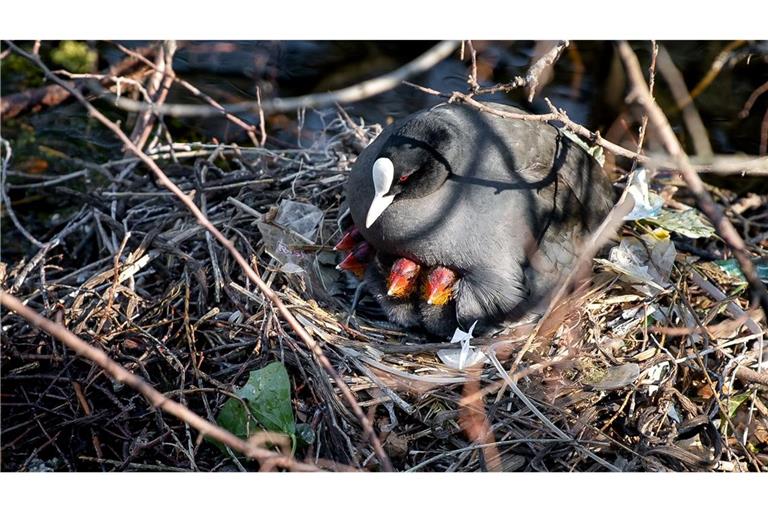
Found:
<box><xmin>257</xmin><ymin>200</ymin><xmax>324</xmax><ymax>275</ymax></box>
<box><xmin>437</xmin><ymin>321</ymin><xmax>488</xmax><ymax>370</ymax></box>
<box><xmin>624</xmin><ymin>168</ymin><xmax>664</xmax><ymax>221</ymax></box>
<box><xmin>597</xmin><ymin>228</ymin><xmax>676</xmax><ymax>296</ymax></box>
<box><xmin>623</xmin><ymin>168</ymin><xmax>715</xmax><ymax>239</ymax></box>
<box><xmin>274</xmin><ymin>200</ymin><xmax>324</xmax><ymax>241</ymax></box>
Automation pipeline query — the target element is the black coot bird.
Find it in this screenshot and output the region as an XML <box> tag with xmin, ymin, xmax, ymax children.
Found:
<box><xmin>344</xmin><ymin>102</ymin><xmax>613</xmax><ymax>336</ymax></box>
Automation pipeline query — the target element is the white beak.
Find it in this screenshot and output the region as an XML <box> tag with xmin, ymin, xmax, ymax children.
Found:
<box><xmin>365</xmin><ymin>157</ymin><xmax>395</xmax><ymax>228</ymax></box>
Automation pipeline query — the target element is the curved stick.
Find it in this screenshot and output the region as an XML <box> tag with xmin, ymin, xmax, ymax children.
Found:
<box><xmin>91</xmin><ymin>41</ymin><xmax>460</xmax><ymax>117</ymax></box>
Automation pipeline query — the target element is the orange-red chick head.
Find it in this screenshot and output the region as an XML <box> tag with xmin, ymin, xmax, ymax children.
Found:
<box><xmin>423</xmin><ymin>266</ymin><xmax>458</xmax><ymax>305</ymax></box>
<box><xmin>334</xmin><ymin>227</ymin><xmax>364</xmax><ymax>251</ymax></box>
<box><xmin>336</xmin><ymin>241</ymin><xmax>374</xmax><ymax>278</ymax></box>
<box><xmin>386</xmin><ymin>258</ymin><xmax>421</xmax><ymax>298</ymax></box>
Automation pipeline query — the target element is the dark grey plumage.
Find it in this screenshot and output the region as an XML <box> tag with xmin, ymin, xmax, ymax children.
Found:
<box><xmin>347</xmin><ymin>102</ymin><xmax>613</xmax><ymax>335</ymax></box>
<box><xmin>419</xmin><ymin>301</ymin><xmax>458</xmax><ymax>338</ymax></box>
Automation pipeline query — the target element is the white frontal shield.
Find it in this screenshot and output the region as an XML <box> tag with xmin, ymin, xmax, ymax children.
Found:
<box><xmin>365</xmin><ymin>157</ymin><xmax>396</xmax><ymax>228</ymax></box>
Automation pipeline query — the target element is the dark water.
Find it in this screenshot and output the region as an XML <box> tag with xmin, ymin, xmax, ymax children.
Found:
<box><xmin>4</xmin><ymin>40</ymin><xmax>767</xmax><ymax>158</ymax></box>
<box><xmin>147</xmin><ymin>40</ymin><xmax>768</xmax><ymax>156</ymax></box>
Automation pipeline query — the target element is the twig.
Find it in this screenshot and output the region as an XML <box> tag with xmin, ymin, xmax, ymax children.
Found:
<box><xmin>87</xmin><ymin>41</ymin><xmax>460</xmax><ymax>118</ymax></box>
<box><xmin>657</xmin><ymin>44</ymin><xmax>713</xmax><ymax>157</ymax></box>
<box><xmin>459</xmin><ymin>367</ymin><xmax>501</xmax><ymax>471</ymax></box>
<box><xmin>632</xmin><ymin>41</ymin><xmax>658</xmax><ymax>172</ymax></box>
<box><xmin>256</xmin><ymin>87</ymin><xmax>267</xmax><ymax>146</ymax></box>
<box><xmin>735</xmin><ymin>366</ymin><xmax>768</xmax><ymax>387</ymax></box>
<box><xmin>685</xmin><ymin>40</ymin><xmax>747</xmax><ymax>109</ymax></box>
<box><xmin>739</xmin><ymin>80</ymin><xmax>768</xmax><ymax>119</ymax></box>
<box><xmin>1</xmin><ymin>139</ymin><xmax>45</xmax><ymax>248</ymax></box>
<box><xmin>113</xmin><ymin>42</ymin><xmax>264</xmax><ymax>147</ymax></box>
<box><xmin>128</xmin><ymin>40</ymin><xmax>177</xmax><ymax>152</ymax></box>
<box><xmin>651</xmin><ymin>154</ymin><xmax>768</xmax><ymax>174</ymax></box>
<box><xmin>525</xmin><ymin>40</ymin><xmax>569</xmax><ymax>102</ymax></box>
<box><xmin>5</xmin><ymin>40</ymin><xmax>393</xmax><ymax>472</ymax></box>
<box><xmin>761</xmin><ymin>109</ymin><xmax>768</xmax><ymax>156</ymax></box>
<box><xmin>617</xmin><ymin>40</ymin><xmax>768</xmax><ymax>321</ymax></box>
<box><xmin>0</xmin><ymin>290</ymin><xmax>319</xmax><ymax>472</ymax></box>
<box><xmin>465</xmin><ymin>40</ymin><xmax>479</xmax><ymax>93</ymax></box>
<box><xmin>405</xmin><ymin>81</ymin><xmax>649</xmax><ymax>163</ymax></box>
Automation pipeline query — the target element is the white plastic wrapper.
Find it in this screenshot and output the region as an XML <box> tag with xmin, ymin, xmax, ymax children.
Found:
<box><xmin>624</xmin><ymin>168</ymin><xmax>663</xmax><ymax>221</ymax></box>
<box><xmin>258</xmin><ymin>200</ymin><xmax>324</xmax><ymax>275</ymax></box>
<box><xmin>437</xmin><ymin>321</ymin><xmax>488</xmax><ymax>370</ymax></box>
<box><xmin>274</xmin><ymin>200</ymin><xmax>324</xmax><ymax>241</ymax></box>
<box><xmin>597</xmin><ymin>229</ymin><xmax>677</xmax><ymax>296</ymax></box>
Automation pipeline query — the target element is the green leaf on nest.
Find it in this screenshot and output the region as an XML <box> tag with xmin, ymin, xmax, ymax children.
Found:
<box><xmin>214</xmin><ymin>362</ymin><xmax>300</xmax><ymax>451</ymax></box>
<box><xmin>727</xmin><ymin>392</ymin><xmax>752</xmax><ymax>418</ymax></box>
<box><xmin>646</xmin><ymin>208</ymin><xmax>716</xmax><ymax>239</ymax></box>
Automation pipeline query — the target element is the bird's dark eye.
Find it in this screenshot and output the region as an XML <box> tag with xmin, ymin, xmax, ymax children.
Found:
<box><xmin>399</xmin><ymin>174</ymin><xmax>409</xmax><ymax>183</ymax></box>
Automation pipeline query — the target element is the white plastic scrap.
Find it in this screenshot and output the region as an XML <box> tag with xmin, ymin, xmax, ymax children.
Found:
<box><xmin>624</xmin><ymin>168</ymin><xmax>663</xmax><ymax>221</ymax></box>
<box><xmin>597</xmin><ymin>230</ymin><xmax>676</xmax><ymax>296</ymax></box>
<box><xmin>667</xmin><ymin>403</ymin><xmax>682</xmax><ymax>424</ymax></box>
<box><xmin>644</xmin><ymin>361</ymin><xmax>670</xmax><ymax>396</ymax></box>
<box><xmin>258</xmin><ymin>200</ymin><xmax>324</xmax><ymax>276</ymax></box>
<box><xmin>437</xmin><ymin>321</ymin><xmax>488</xmax><ymax>370</ymax></box>
<box><xmin>274</xmin><ymin>200</ymin><xmax>324</xmax><ymax>241</ymax></box>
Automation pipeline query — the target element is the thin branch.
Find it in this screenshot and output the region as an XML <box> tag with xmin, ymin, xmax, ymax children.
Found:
<box><xmin>128</xmin><ymin>40</ymin><xmax>177</xmax><ymax>152</ymax></box>
<box><xmin>465</xmin><ymin>40</ymin><xmax>479</xmax><ymax>93</ymax></box>
<box><xmin>739</xmin><ymin>80</ymin><xmax>768</xmax><ymax>119</ymax></box>
<box><xmin>657</xmin><ymin>44</ymin><xmax>713</xmax><ymax>157</ymax></box>
<box><xmin>525</xmin><ymin>40</ymin><xmax>569</xmax><ymax>102</ymax></box>
<box><xmin>5</xmin><ymin>40</ymin><xmax>394</xmax><ymax>472</ymax></box>
<box><xmin>651</xmin><ymin>154</ymin><xmax>768</xmax><ymax>174</ymax></box>
<box><xmin>685</xmin><ymin>40</ymin><xmax>747</xmax><ymax>109</ymax></box>
<box><xmin>1</xmin><ymin>138</ymin><xmax>45</xmax><ymax>247</ymax></box>
<box><xmin>632</xmin><ymin>41</ymin><xmax>658</xmax><ymax>172</ymax></box>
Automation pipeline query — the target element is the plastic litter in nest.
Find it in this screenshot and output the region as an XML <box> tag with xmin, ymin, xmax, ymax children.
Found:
<box><xmin>437</xmin><ymin>321</ymin><xmax>488</xmax><ymax>370</ymax></box>
<box><xmin>258</xmin><ymin>200</ymin><xmax>324</xmax><ymax>275</ymax></box>
<box><xmin>597</xmin><ymin>228</ymin><xmax>677</xmax><ymax>296</ymax></box>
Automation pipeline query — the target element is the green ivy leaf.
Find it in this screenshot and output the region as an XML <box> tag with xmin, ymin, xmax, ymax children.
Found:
<box><xmin>727</xmin><ymin>392</ymin><xmax>752</xmax><ymax>418</ymax></box>
<box><xmin>646</xmin><ymin>208</ymin><xmax>715</xmax><ymax>239</ymax></box>
<box><xmin>50</xmin><ymin>41</ymin><xmax>97</xmax><ymax>73</ymax></box>
<box><xmin>214</xmin><ymin>362</ymin><xmax>299</xmax><ymax>451</ymax></box>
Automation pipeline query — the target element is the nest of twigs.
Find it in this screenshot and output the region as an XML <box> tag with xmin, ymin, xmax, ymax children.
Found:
<box><xmin>2</xmin><ymin>112</ymin><xmax>767</xmax><ymax>472</ymax></box>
